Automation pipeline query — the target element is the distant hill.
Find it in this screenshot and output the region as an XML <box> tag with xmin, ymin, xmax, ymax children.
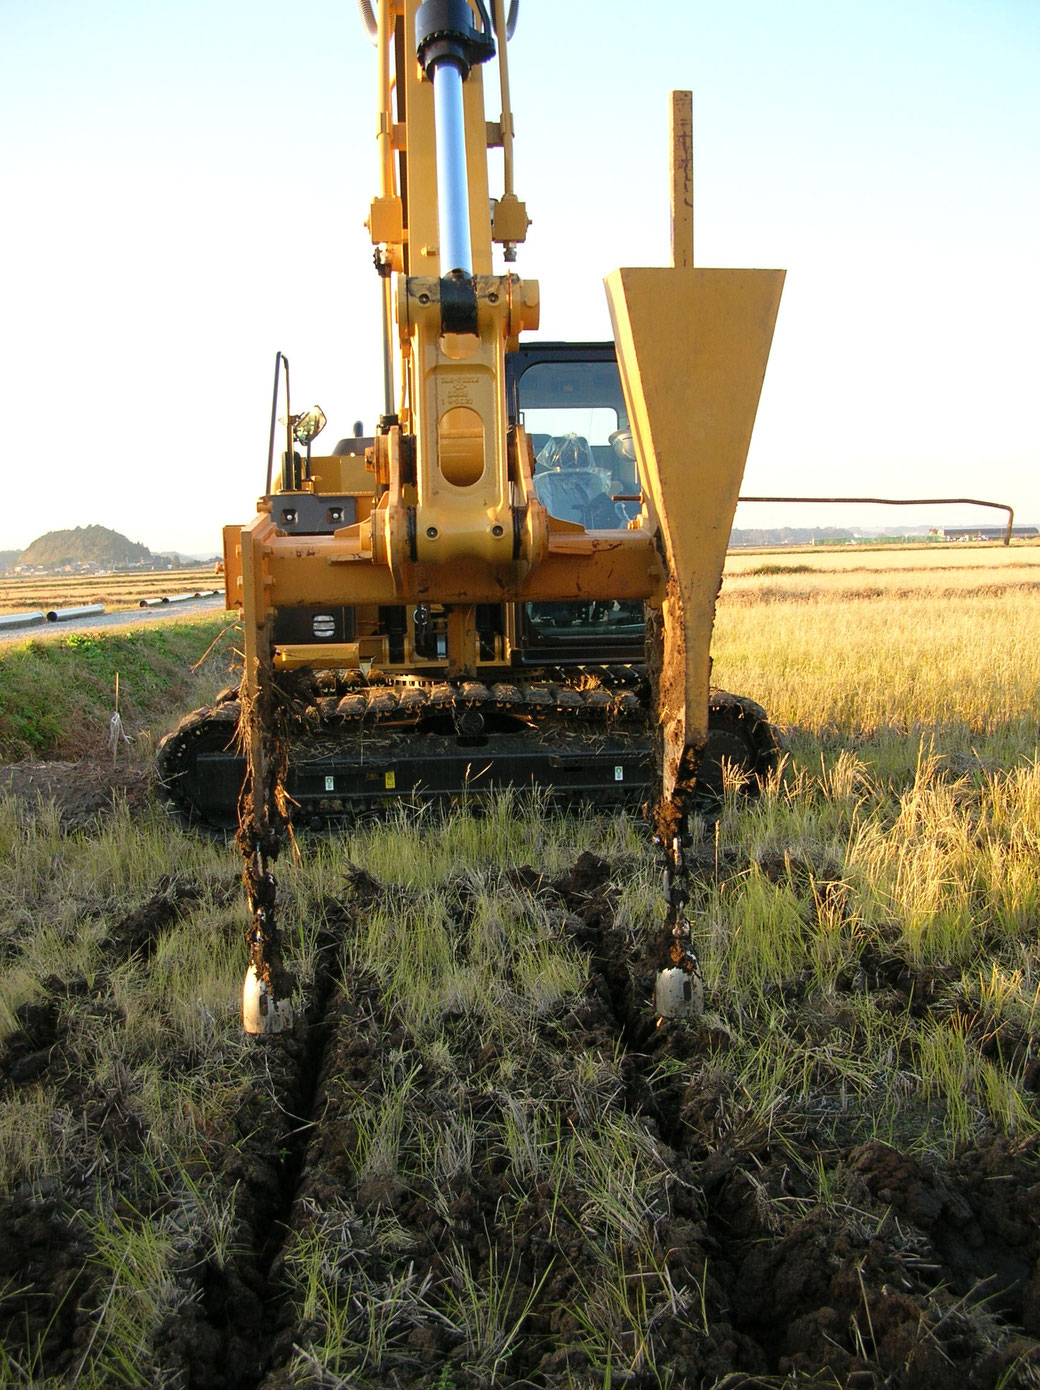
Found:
<box><xmin>17</xmin><ymin>525</ymin><xmax>155</xmax><ymax>570</ymax></box>
<box><xmin>0</xmin><ymin>550</ymin><xmax>20</xmax><ymax>570</ymax></box>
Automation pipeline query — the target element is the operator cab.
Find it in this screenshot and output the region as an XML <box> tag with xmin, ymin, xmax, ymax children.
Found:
<box><xmin>507</xmin><ymin>342</ymin><xmax>645</xmax><ymax>664</ymax></box>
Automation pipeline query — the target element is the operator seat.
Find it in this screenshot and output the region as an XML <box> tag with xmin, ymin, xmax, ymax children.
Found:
<box><xmin>533</xmin><ymin>434</ymin><xmax>620</xmax><ymax>528</ymax></box>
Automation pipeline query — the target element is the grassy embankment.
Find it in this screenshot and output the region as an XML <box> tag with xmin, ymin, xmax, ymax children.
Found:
<box><xmin>0</xmin><ymin>544</ymin><xmax>1037</xmax><ymax>1385</ymax></box>
<box><xmin>0</xmin><ymin>618</ymin><xmax>236</xmax><ymax>762</ymax></box>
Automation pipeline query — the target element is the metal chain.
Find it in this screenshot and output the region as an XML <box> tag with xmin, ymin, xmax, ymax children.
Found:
<box><xmin>660</xmin><ymin>830</ymin><xmax>699</xmax><ymax>974</ymax></box>
<box><xmin>652</xmin><ymin>753</ymin><xmax>706</xmax><ymax>1020</ymax></box>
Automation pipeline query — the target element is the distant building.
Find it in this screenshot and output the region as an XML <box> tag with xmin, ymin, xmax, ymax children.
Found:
<box><xmin>942</xmin><ymin>526</ymin><xmax>1038</xmax><ymax>541</ymax></box>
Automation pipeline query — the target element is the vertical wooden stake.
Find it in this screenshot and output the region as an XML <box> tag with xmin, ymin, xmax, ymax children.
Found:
<box><xmin>670</xmin><ymin>90</ymin><xmax>694</xmax><ymax>270</ymax></box>
<box><xmin>113</xmin><ymin>673</ymin><xmax>120</xmax><ymax>768</ymax></box>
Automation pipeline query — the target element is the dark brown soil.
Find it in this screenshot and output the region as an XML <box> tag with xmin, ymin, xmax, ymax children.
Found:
<box><xmin>1</xmin><ymin>835</ymin><xmax>1039</xmax><ymax>1387</ymax></box>
<box><xmin>0</xmin><ymin>755</ymin><xmax>152</xmax><ymax>830</ymax></box>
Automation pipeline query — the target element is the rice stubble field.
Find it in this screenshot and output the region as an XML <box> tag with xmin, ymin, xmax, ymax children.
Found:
<box><xmin>0</xmin><ymin>541</ymin><xmax>1038</xmax><ymax>1388</ymax></box>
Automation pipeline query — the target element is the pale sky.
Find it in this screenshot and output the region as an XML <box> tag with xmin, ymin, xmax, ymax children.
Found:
<box><xmin>1</xmin><ymin>0</ymin><xmax>1037</xmax><ymax>556</ymax></box>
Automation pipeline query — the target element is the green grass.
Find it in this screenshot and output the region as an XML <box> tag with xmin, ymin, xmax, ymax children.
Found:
<box><xmin>745</xmin><ymin>562</ymin><xmax>815</xmax><ymax>576</ymax></box>
<box><xmin>0</xmin><ymin>617</ymin><xmax>238</xmax><ymax>761</ymax></box>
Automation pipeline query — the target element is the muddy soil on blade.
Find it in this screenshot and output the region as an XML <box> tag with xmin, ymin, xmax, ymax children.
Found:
<box><xmin>2</xmin><ymin>852</ymin><xmax>1039</xmax><ymax>1388</ymax></box>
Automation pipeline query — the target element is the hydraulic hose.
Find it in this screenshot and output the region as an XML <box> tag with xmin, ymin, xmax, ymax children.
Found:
<box><xmin>358</xmin><ymin>0</ymin><xmax>378</xmax><ymax>42</ymax></box>
<box><xmin>490</xmin><ymin>0</ymin><xmax>519</xmax><ymax>38</ymax></box>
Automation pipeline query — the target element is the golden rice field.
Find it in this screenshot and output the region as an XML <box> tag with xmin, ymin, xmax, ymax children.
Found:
<box><xmin>715</xmin><ymin>541</ymin><xmax>1039</xmax><ymax>775</ymax></box>
<box><xmin>0</xmin><ymin>566</ymin><xmax>221</xmax><ymax>615</ymax></box>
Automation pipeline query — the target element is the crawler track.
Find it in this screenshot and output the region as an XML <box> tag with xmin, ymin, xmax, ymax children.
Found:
<box><xmin>157</xmin><ymin>672</ymin><xmax>780</xmax><ymax>830</ymax></box>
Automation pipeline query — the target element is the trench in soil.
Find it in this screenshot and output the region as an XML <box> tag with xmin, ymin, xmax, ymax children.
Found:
<box><xmin>2</xmin><ymin>848</ymin><xmax>1040</xmax><ymax>1389</ymax></box>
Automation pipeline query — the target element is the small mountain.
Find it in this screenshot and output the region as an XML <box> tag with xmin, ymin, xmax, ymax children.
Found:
<box><xmin>18</xmin><ymin>525</ymin><xmax>155</xmax><ymax>570</ymax></box>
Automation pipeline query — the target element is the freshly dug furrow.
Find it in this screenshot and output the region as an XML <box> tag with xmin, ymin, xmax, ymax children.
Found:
<box><xmin>150</xmin><ymin>1027</ymin><xmax>317</xmax><ymax>1390</ymax></box>
<box><xmin>151</xmin><ymin>907</ymin><xmax>348</xmax><ymax>1390</ymax></box>
<box><xmin>0</xmin><ymin>882</ymin><xmax>349</xmax><ymax>1390</ymax></box>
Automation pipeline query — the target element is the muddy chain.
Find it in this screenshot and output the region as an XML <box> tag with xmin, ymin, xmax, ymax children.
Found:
<box><xmin>241</xmin><ymin>852</ymin><xmax>280</xmax><ymax>978</ymax></box>
<box><xmin>662</xmin><ymin>834</ymin><xmax>698</xmax><ymax>969</ymax></box>
<box><xmin>236</xmin><ymin>649</ymin><xmax>296</xmax><ymax>1032</ymax></box>
<box><xmin>651</xmin><ymin>750</ymin><xmax>705</xmax><ymax>1018</ymax></box>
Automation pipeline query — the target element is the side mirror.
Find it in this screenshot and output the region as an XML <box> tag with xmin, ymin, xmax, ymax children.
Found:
<box><xmin>293</xmin><ymin>407</ymin><xmax>327</xmax><ymax>447</ymax></box>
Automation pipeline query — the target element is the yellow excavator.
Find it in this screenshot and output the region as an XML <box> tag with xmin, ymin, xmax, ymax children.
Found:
<box><xmin>158</xmin><ymin>0</ymin><xmax>784</xmax><ymax>1033</ymax></box>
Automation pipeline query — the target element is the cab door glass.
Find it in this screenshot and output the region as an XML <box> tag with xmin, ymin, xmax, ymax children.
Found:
<box><xmin>516</xmin><ymin>359</ymin><xmax>643</xmax><ymax>640</ymax></box>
